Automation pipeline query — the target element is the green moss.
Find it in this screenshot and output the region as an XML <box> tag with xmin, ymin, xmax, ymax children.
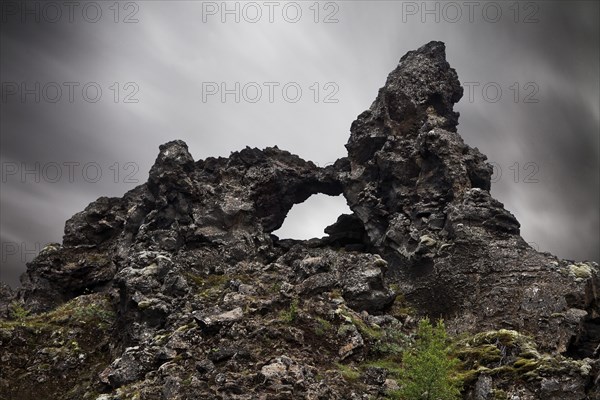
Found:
<box><xmin>0</xmin><ymin>293</ymin><xmax>116</xmax><ymax>400</ymax></box>
<box><xmin>153</xmin><ymin>333</ymin><xmax>170</xmax><ymax>346</ymax></box>
<box><xmin>186</xmin><ymin>272</ymin><xmax>254</xmax><ymax>302</ymax></box>
<box><xmin>69</xmin><ymin>340</ymin><xmax>81</xmax><ymax>352</ymax></box>
<box><xmin>450</xmin><ymin>328</ymin><xmax>582</xmax><ymax>388</ymax></box>
<box><xmin>353</xmin><ymin>316</ymin><xmax>383</xmax><ymax>340</ymax></box>
<box><xmin>185</xmin><ymin>272</ymin><xmax>232</xmax><ymax>290</ymax></box>
<box><xmin>73</xmin><ymin>303</ymin><xmax>116</xmax><ymax>329</ymax></box>
<box><xmin>373</xmin><ymin>327</ymin><xmax>410</xmax><ymax>356</ymax></box>
<box><xmin>491</xmin><ymin>389</ymin><xmax>508</xmax><ymax>399</ymax></box>
<box><xmin>186</xmin><ymin>273</ymin><xmax>230</xmax><ymax>302</ymax></box>
<box><xmin>279</xmin><ymin>298</ymin><xmax>299</xmax><ymax>324</ymax></box>
<box><xmin>384</xmin><ymin>390</ymin><xmax>404</xmax><ymax>400</ymax></box>
<box><xmin>455</xmin><ymin>367</ymin><xmax>489</xmax><ymax>385</ymax></box>
<box><xmin>315</xmin><ymin>317</ymin><xmax>333</xmax><ymax>336</ymax></box>
<box><xmin>456</xmin><ymin>344</ymin><xmax>502</xmax><ymax>367</ymax></box>
<box><xmin>184</xmin><ymin>272</ymin><xmax>206</xmax><ymax>287</ymax></box>
<box><xmin>513</xmin><ymin>357</ymin><xmax>540</xmax><ymax>372</ymax></box>
<box><xmin>373</xmin><ymin>256</ymin><xmax>388</xmax><ymax>268</ymax></box>
<box><xmin>175</xmin><ymin>323</ymin><xmax>195</xmax><ymax>333</ymax></box>
<box><xmin>468</xmin><ymin>329</ymin><xmax>520</xmax><ymax>347</ymax></box>
<box><xmin>115</xmin><ymin>382</ymin><xmax>143</xmax><ymax>400</ymax></box>
<box><xmin>86</xmin><ymin>253</ymin><xmax>110</xmax><ymax>265</ymax></box>
<box><xmin>37</xmin><ymin>363</ymin><xmax>51</xmax><ymax>371</ymax></box>
<box><xmin>336</xmin><ymin>308</ymin><xmax>382</xmax><ymax>340</ymax></box>
<box><xmin>362</xmin><ymin>357</ymin><xmax>404</xmax><ymax>379</ymax></box>
<box><xmin>138</xmin><ymin>300</ymin><xmax>153</xmax><ymax>310</ymax></box>
<box><xmin>336</xmin><ymin>363</ymin><xmax>361</xmax><ymax>381</ymax></box>
<box><xmin>268</xmin><ymin>281</ymin><xmax>282</xmax><ymax>294</ymax></box>
<box><xmin>8</xmin><ymin>301</ymin><xmax>30</xmax><ymax>320</ymax></box>
<box><xmin>389</xmin><ymin>283</ymin><xmax>401</xmax><ymax>293</ymax></box>
<box><xmin>559</xmin><ymin>262</ymin><xmax>597</xmax><ymax>281</ymax></box>
<box><xmin>568</xmin><ymin>263</ymin><xmax>594</xmax><ymax>279</ymax></box>
<box><xmin>1</xmin><ymin>294</ymin><xmax>116</xmax><ymax>331</ymax></box>
<box><xmin>389</xmin><ymin>293</ymin><xmax>414</xmax><ymax>318</ymax></box>
<box><xmin>338</xmin><ymin>324</ymin><xmax>355</xmax><ymax>336</ymax></box>
<box><xmin>460</xmin><ymin>329</ymin><xmax>539</xmax><ymax>360</ymax></box>
<box><xmin>182</xmin><ymin>375</ymin><xmax>193</xmax><ymax>386</ymax></box>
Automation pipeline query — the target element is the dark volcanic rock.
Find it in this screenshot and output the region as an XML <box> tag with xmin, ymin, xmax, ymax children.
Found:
<box><xmin>342</xmin><ymin>41</ymin><xmax>598</xmax><ymax>356</ymax></box>
<box><xmin>1</xmin><ymin>41</ymin><xmax>598</xmax><ymax>400</ymax></box>
<box><xmin>0</xmin><ymin>283</ymin><xmax>14</xmax><ymax>318</ymax></box>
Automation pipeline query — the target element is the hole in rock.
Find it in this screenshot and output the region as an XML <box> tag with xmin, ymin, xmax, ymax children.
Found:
<box><xmin>272</xmin><ymin>194</ymin><xmax>351</xmax><ymax>240</ymax></box>
<box><xmin>565</xmin><ymin>317</ymin><xmax>600</xmax><ymax>359</ymax></box>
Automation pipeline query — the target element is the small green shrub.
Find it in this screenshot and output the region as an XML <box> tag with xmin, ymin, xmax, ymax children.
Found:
<box><xmin>279</xmin><ymin>298</ymin><xmax>299</xmax><ymax>324</ymax></box>
<box><xmin>396</xmin><ymin>318</ymin><xmax>461</xmax><ymax>400</ymax></box>
<box><xmin>8</xmin><ymin>302</ymin><xmax>29</xmax><ymax>321</ymax></box>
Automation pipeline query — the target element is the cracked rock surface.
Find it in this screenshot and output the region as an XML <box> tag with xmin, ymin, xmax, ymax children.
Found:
<box><xmin>1</xmin><ymin>41</ymin><xmax>598</xmax><ymax>399</ymax></box>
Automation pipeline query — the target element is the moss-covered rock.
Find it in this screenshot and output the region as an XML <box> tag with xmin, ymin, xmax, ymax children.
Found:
<box><xmin>454</xmin><ymin>329</ymin><xmax>597</xmax><ymax>399</ymax></box>
<box><xmin>0</xmin><ymin>293</ymin><xmax>117</xmax><ymax>400</ymax></box>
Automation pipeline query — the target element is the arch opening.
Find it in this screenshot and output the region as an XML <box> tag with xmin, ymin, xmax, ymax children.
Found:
<box><xmin>272</xmin><ymin>194</ymin><xmax>352</xmax><ymax>241</ymax></box>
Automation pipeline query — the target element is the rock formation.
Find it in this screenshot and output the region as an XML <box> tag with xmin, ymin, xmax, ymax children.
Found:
<box><xmin>1</xmin><ymin>41</ymin><xmax>598</xmax><ymax>399</ymax></box>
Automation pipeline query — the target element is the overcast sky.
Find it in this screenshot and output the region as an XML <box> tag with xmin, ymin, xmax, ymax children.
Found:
<box><xmin>1</xmin><ymin>1</ymin><xmax>598</xmax><ymax>287</ymax></box>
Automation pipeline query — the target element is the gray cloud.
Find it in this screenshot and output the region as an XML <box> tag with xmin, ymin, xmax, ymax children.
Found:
<box><xmin>1</xmin><ymin>1</ymin><xmax>598</xmax><ymax>287</ymax></box>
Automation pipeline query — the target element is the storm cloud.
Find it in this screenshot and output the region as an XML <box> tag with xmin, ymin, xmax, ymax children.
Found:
<box><xmin>1</xmin><ymin>1</ymin><xmax>598</xmax><ymax>287</ymax></box>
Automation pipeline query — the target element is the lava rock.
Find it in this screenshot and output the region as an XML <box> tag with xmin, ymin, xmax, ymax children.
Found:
<box><xmin>3</xmin><ymin>41</ymin><xmax>598</xmax><ymax>400</ymax></box>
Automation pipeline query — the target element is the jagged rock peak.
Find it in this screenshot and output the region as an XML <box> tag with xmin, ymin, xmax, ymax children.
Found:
<box><xmin>354</xmin><ymin>41</ymin><xmax>463</xmax><ymax>138</ymax></box>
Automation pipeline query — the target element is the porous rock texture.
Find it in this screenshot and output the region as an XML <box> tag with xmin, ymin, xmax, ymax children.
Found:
<box><xmin>1</xmin><ymin>41</ymin><xmax>598</xmax><ymax>399</ymax></box>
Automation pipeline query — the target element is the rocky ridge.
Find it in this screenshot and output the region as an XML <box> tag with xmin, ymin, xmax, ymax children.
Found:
<box><xmin>0</xmin><ymin>41</ymin><xmax>598</xmax><ymax>399</ymax></box>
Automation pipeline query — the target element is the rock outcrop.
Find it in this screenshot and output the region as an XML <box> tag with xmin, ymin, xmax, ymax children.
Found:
<box><xmin>1</xmin><ymin>41</ymin><xmax>598</xmax><ymax>400</ymax></box>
